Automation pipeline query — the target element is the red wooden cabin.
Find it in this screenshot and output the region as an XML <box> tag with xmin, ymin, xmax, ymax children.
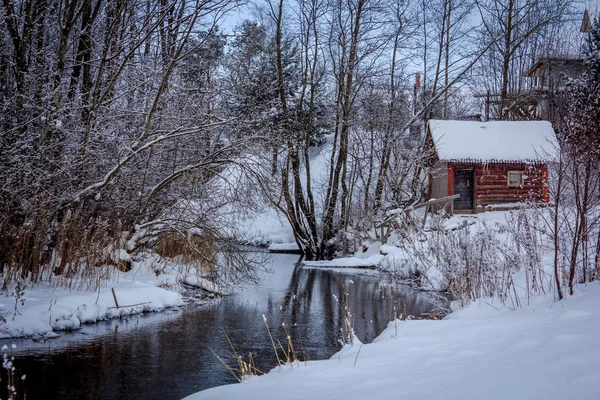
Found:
<box><xmin>426</xmin><ymin>120</ymin><xmax>558</xmax><ymax>212</ymax></box>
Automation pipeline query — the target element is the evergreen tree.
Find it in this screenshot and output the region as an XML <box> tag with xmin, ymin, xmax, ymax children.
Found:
<box><xmin>563</xmin><ymin>17</ymin><xmax>600</xmax><ymax>163</ymax></box>
<box><xmin>560</xmin><ymin>16</ymin><xmax>600</xmax><ymax>292</ymax></box>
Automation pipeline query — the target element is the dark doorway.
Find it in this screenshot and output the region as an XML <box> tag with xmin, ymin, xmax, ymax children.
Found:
<box><xmin>454</xmin><ymin>169</ymin><xmax>474</xmax><ymax>210</ymax></box>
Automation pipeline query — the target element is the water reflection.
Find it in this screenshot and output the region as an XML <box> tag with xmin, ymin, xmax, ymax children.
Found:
<box><xmin>0</xmin><ymin>254</ymin><xmax>441</xmax><ymax>400</ymax></box>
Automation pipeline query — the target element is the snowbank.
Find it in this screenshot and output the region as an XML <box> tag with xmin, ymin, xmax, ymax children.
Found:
<box><xmin>0</xmin><ymin>284</ymin><xmax>182</xmax><ymax>339</ymax></box>
<box><xmin>377</xmin><ymin>211</ymin><xmax>523</xmax><ymax>292</ymax></box>
<box><xmin>222</xmin><ymin>136</ymin><xmax>335</xmax><ymax>247</ymax></box>
<box><xmin>228</xmin><ymin>207</ymin><xmax>296</xmax><ymax>246</ymax></box>
<box><xmin>184</xmin><ymin>282</ymin><xmax>600</xmax><ymax>400</ymax></box>
<box><xmin>303</xmin><ymin>255</ymin><xmax>383</xmax><ymax>269</ymax></box>
<box><xmin>267</xmin><ymin>242</ymin><xmax>300</xmax><ymax>253</ymax></box>
<box><xmin>0</xmin><ymin>257</ymin><xmax>199</xmax><ymax>339</ymax></box>
<box><xmin>302</xmin><ymin>241</ymin><xmax>386</xmax><ymax>269</ymax></box>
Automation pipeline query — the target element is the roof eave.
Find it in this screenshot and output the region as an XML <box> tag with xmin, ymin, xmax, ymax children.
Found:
<box><xmin>440</xmin><ymin>158</ymin><xmax>551</xmax><ymax>165</ymax></box>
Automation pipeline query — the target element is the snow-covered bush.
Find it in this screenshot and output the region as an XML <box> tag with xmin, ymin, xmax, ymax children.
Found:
<box><xmin>386</xmin><ymin>208</ymin><xmax>551</xmax><ymax>307</ymax></box>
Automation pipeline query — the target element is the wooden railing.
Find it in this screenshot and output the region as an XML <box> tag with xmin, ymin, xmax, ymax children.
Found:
<box><xmin>375</xmin><ymin>194</ymin><xmax>460</xmax><ymax>243</ymax></box>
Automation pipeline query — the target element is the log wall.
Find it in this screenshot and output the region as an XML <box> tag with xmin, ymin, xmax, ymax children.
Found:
<box><xmin>468</xmin><ymin>163</ymin><xmax>549</xmax><ymax>207</ymax></box>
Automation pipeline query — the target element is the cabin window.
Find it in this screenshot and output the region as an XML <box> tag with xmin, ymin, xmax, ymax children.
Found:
<box><xmin>508</xmin><ymin>171</ymin><xmax>524</xmax><ymax>187</ymax></box>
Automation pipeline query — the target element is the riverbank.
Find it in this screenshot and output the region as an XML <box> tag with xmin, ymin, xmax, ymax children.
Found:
<box><xmin>185</xmin><ymin>280</ymin><xmax>600</xmax><ymax>400</ymax></box>
<box><xmin>0</xmin><ymin>254</ymin><xmax>222</xmax><ymax>339</ymax></box>
<box><xmin>0</xmin><ymin>254</ymin><xmax>439</xmax><ymax>400</ymax></box>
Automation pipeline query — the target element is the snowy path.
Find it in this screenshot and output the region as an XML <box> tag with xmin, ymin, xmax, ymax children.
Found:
<box><xmin>185</xmin><ymin>282</ymin><xmax>600</xmax><ymax>400</ymax></box>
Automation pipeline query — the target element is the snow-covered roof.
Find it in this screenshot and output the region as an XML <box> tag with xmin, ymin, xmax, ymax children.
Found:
<box><xmin>524</xmin><ymin>54</ymin><xmax>585</xmax><ymax>76</ymax></box>
<box><xmin>428</xmin><ymin>119</ymin><xmax>559</xmax><ymax>163</ymax></box>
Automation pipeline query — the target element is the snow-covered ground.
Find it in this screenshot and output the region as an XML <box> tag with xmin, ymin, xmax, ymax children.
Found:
<box><xmin>184</xmin><ymin>208</ymin><xmax>600</xmax><ymax>400</ymax></box>
<box><xmin>227</xmin><ymin>206</ymin><xmax>296</xmax><ymax>246</ymax></box>
<box><xmin>302</xmin><ymin>255</ymin><xmax>382</xmax><ymax>268</ymax></box>
<box><xmin>185</xmin><ymin>280</ymin><xmax>600</xmax><ymax>400</ymax></box>
<box><xmin>302</xmin><ymin>242</ymin><xmax>385</xmax><ymax>268</ymax></box>
<box><xmin>0</xmin><ymin>255</ymin><xmax>213</xmax><ymax>338</ymax></box>
<box><xmin>375</xmin><ymin>210</ymin><xmax>536</xmax><ymax>292</ymax></box>
<box><xmin>267</xmin><ymin>242</ymin><xmax>300</xmax><ymax>253</ymax></box>
<box><xmin>223</xmin><ymin>136</ymin><xmax>335</xmax><ymax>247</ymax></box>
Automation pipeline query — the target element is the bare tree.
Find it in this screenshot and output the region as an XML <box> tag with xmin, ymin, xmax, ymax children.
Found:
<box><xmin>475</xmin><ymin>0</ymin><xmax>572</xmax><ymax>119</ymax></box>
<box><xmin>0</xmin><ymin>0</ymin><xmax>263</xmax><ymax>288</ymax></box>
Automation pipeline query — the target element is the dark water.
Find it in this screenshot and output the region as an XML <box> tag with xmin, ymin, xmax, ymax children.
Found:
<box><xmin>0</xmin><ymin>254</ymin><xmax>441</xmax><ymax>400</ymax></box>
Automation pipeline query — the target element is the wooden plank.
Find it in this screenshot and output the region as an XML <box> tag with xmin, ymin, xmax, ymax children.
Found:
<box><xmin>477</xmin><ymin>194</ymin><xmax>542</xmax><ymax>198</ymax></box>
<box><xmin>477</xmin><ymin>190</ymin><xmax>542</xmax><ymax>195</ymax></box>
<box><xmin>112</xmin><ymin>287</ymin><xmax>119</xmax><ymax>309</ymax></box>
<box><xmin>378</xmin><ymin>195</ymin><xmax>461</xmax><ymax>229</ymax></box>
<box><xmin>476</xmin><ymin>195</ymin><xmax>543</xmax><ymax>201</ymax></box>
<box><xmin>477</xmin><ymin>191</ymin><xmax>542</xmax><ymax>195</ymax></box>
<box><xmin>478</xmin><ymin>199</ymin><xmax>532</xmax><ymax>204</ymax></box>
<box><xmin>476</xmin><ymin>169</ymin><xmax>543</xmax><ymax>175</ymax></box>
<box><xmin>477</xmin><ymin>185</ymin><xmax>542</xmax><ymax>190</ymax></box>
<box><xmin>447</xmin><ymin>163</ymin><xmax>454</xmax><ymax>196</ymax></box>
<box><xmin>477</xmin><ymin>188</ymin><xmax>543</xmax><ymax>194</ymax></box>
<box><xmin>478</xmin><ymin>178</ymin><xmax>543</xmax><ymax>183</ymax></box>
<box><xmin>478</xmin><ymin>185</ymin><xmax>541</xmax><ymax>190</ymax></box>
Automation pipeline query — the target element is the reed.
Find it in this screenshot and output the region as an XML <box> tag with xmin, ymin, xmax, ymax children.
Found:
<box><xmin>1</xmin><ymin>344</ymin><xmax>25</xmax><ymax>400</ymax></box>
<box><xmin>211</xmin><ymin>328</ymin><xmax>265</xmax><ymax>383</ymax></box>
<box><xmin>262</xmin><ymin>314</ymin><xmax>282</xmax><ymax>365</ymax></box>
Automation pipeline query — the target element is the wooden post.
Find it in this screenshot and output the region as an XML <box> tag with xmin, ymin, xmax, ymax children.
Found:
<box><xmin>447</xmin><ymin>163</ymin><xmax>454</xmax><ymax>197</ymax></box>
<box><xmin>485</xmin><ymin>90</ymin><xmax>490</xmax><ymax>121</ymax></box>
<box><xmin>111</xmin><ymin>287</ymin><xmax>119</xmax><ymax>309</ymax></box>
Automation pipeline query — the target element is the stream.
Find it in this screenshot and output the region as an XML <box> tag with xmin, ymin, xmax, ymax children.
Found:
<box><xmin>0</xmin><ymin>253</ymin><xmax>442</xmax><ymax>400</ymax></box>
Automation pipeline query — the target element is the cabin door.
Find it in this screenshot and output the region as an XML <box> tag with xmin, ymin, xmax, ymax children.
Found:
<box><xmin>454</xmin><ymin>169</ymin><xmax>474</xmax><ymax>210</ymax></box>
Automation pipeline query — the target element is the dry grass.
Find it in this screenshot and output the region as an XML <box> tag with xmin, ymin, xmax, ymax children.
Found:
<box><xmin>210</xmin><ymin>328</ymin><xmax>264</xmax><ymax>382</ymax></box>
<box><xmin>0</xmin><ymin>206</ymin><xmax>229</xmax><ymax>297</ymax></box>
<box><xmin>394</xmin><ymin>207</ymin><xmax>552</xmax><ymax>308</ymax></box>
<box><xmin>154</xmin><ymin>231</ymin><xmax>216</xmax><ymax>271</ymax></box>
<box><xmin>213</xmin><ymin>314</ymin><xmax>308</xmax><ymax>382</ymax></box>
<box><xmin>0</xmin><ymin>208</ymin><xmax>124</xmax><ymax>292</ymax></box>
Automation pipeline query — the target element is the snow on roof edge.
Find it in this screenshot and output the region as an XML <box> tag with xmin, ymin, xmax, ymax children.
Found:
<box><xmin>427</xmin><ymin>119</ymin><xmax>559</xmax><ymax>164</ymax></box>
<box><xmin>438</xmin><ymin>158</ymin><xmax>550</xmax><ymax>164</ymax></box>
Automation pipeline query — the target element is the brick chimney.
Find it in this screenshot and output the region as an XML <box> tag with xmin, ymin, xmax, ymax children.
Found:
<box><xmin>413</xmin><ymin>73</ymin><xmax>421</xmax><ymax>116</ymax></box>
